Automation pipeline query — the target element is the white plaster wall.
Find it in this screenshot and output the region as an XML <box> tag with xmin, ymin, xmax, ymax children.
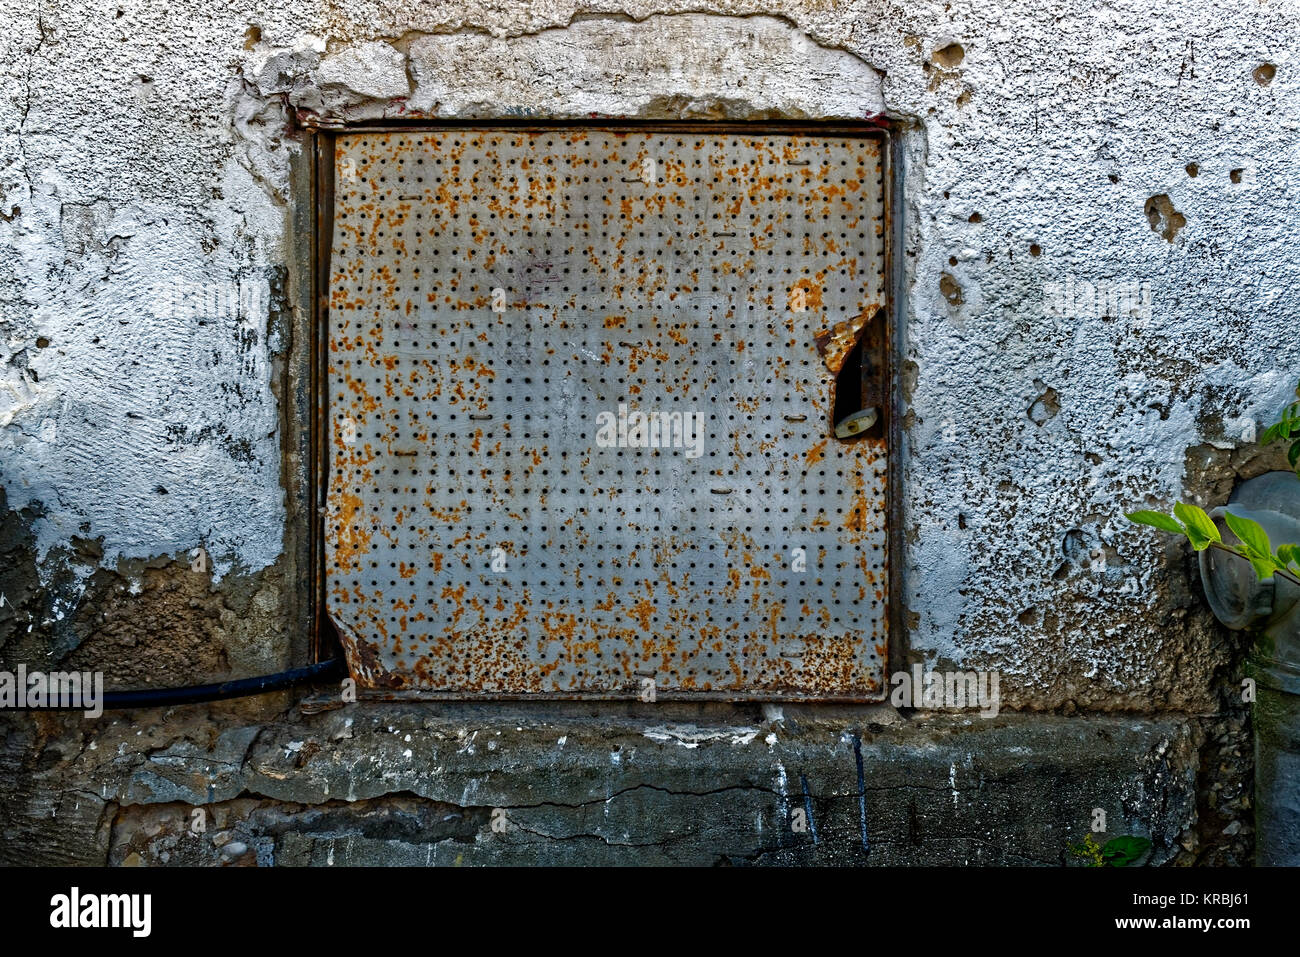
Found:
<box><xmin>2</xmin><ymin>0</ymin><xmax>1298</xmax><ymax>706</ymax></box>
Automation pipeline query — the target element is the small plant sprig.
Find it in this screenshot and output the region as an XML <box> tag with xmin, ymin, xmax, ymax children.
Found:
<box><xmin>1260</xmin><ymin>379</ymin><xmax>1300</xmax><ymax>476</ymax></box>
<box><xmin>1126</xmin><ymin>378</ymin><xmax>1300</xmax><ymax>583</ymax></box>
<box><xmin>1068</xmin><ymin>833</ymin><xmax>1152</xmax><ymax>867</ymax></box>
<box><xmin>1126</xmin><ymin>503</ymin><xmax>1300</xmax><ymax>581</ymax></box>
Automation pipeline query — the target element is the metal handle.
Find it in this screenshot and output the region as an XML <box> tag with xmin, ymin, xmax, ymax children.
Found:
<box><xmin>834</xmin><ymin>407</ymin><xmax>879</xmax><ymax>439</ymax></box>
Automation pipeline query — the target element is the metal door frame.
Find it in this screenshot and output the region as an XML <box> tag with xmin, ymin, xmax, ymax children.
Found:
<box><xmin>305</xmin><ymin>119</ymin><xmax>903</xmax><ymax>701</ymax></box>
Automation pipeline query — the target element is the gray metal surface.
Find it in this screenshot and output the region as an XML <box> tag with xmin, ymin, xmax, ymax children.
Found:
<box><xmin>325</xmin><ymin>128</ymin><xmax>889</xmax><ymax>698</ymax></box>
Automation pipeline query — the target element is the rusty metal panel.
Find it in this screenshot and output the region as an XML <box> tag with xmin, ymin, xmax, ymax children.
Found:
<box><xmin>325</xmin><ymin>127</ymin><xmax>889</xmax><ymax>699</ymax></box>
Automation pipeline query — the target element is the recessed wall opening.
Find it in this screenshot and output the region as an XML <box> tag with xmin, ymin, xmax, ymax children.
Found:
<box><xmin>312</xmin><ymin>122</ymin><xmax>895</xmax><ymax>701</ymax></box>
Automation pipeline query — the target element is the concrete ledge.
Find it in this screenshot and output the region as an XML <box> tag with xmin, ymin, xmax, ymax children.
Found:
<box><xmin>1</xmin><ymin>705</ymin><xmax>1198</xmax><ymax>865</ymax></box>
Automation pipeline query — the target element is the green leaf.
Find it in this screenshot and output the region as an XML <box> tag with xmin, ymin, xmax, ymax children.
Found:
<box><xmin>1125</xmin><ymin>510</ymin><xmax>1185</xmax><ymax>535</ymax></box>
<box><xmin>1173</xmin><ymin>503</ymin><xmax>1221</xmax><ymax>550</ymax></box>
<box><xmin>1261</xmin><ymin>389</ymin><xmax>1300</xmax><ymax>457</ymax></box>
<box><xmin>1224</xmin><ymin>512</ymin><xmax>1273</xmax><ymax>562</ymax></box>
<box><xmin>1101</xmin><ymin>835</ymin><xmax>1152</xmax><ymax>867</ymax></box>
<box><xmin>1241</xmin><ymin>549</ymin><xmax>1279</xmax><ymax>580</ymax></box>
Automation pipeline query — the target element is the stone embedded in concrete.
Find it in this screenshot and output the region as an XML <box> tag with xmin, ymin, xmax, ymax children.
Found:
<box><xmin>405</xmin><ymin>14</ymin><xmax>885</xmax><ymax>119</ymax></box>
<box><xmin>122</xmin><ymin>725</ymin><xmax>262</xmax><ymax>805</ymax></box>
<box><xmin>302</xmin><ymin>40</ymin><xmax>412</xmax><ymax>121</ymax></box>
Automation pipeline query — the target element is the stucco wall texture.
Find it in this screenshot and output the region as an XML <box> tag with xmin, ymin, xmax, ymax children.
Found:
<box><xmin>0</xmin><ymin>0</ymin><xmax>1294</xmax><ymax>865</ymax></box>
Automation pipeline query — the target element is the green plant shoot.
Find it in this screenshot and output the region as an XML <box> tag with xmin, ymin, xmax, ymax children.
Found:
<box><xmin>1260</xmin><ymin>378</ymin><xmax>1300</xmax><ymax>476</ymax></box>
<box><xmin>1068</xmin><ymin>833</ymin><xmax>1152</xmax><ymax>867</ymax></box>
<box><xmin>1127</xmin><ymin>504</ymin><xmax>1300</xmax><ymax>581</ymax></box>
<box><xmin>1126</xmin><ymin>377</ymin><xmax>1300</xmax><ymax>582</ymax></box>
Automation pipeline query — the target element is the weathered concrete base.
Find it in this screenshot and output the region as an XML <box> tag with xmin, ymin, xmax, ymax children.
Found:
<box><xmin>1253</xmin><ymin>687</ymin><xmax>1300</xmax><ymax>866</ymax></box>
<box><xmin>1</xmin><ymin>703</ymin><xmax>1205</xmax><ymax>866</ymax></box>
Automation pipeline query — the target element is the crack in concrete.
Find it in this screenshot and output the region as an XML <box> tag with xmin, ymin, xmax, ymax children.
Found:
<box><xmin>16</xmin><ymin>0</ymin><xmax>52</xmax><ymax>200</ymax></box>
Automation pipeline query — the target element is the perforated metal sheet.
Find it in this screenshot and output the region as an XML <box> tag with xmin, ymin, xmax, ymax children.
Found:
<box><xmin>325</xmin><ymin>128</ymin><xmax>889</xmax><ymax>699</ymax></box>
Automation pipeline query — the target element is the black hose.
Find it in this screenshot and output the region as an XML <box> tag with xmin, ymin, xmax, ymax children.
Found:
<box><xmin>70</xmin><ymin>658</ymin><xmax>347</xmax><ymax>711</ymax></box>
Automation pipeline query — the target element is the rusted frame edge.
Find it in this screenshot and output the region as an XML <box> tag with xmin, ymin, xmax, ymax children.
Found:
<box><xmin>309</xmin><ymin>132</ymin><xmax>336</xmax><ymax>663</ymax></box>
<box><xmin>297</xmin><ymin>115</ymin><xmax>893</xmax><ymax>135</ymax></box>
<box><xmin>884</xmin><ymin>126</ymin><xmax>907</xmax><ymax>687</ymax></box>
